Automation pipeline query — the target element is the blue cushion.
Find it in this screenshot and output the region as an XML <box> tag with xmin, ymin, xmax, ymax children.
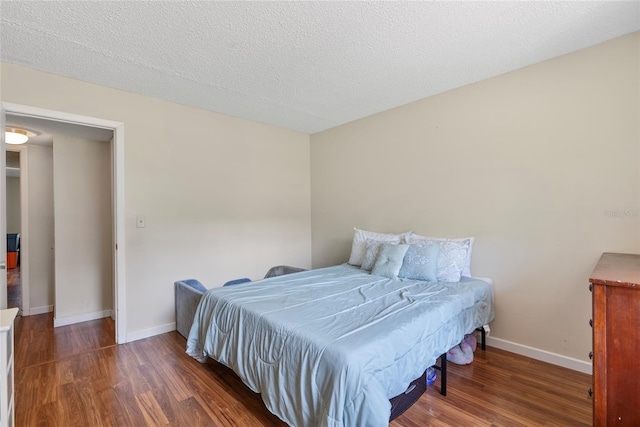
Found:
<box><xmin>398</xmin><ymin>243</ymin><xmax>441</xmax><ymax>282</ymax></box>
<box><xmin>371</xmin><ymin>243</ymin><xmax>410</xmax><ymax>279</ymax></box>
<box><xmin>223</xmin><ymin>278</ymin><xmax>252</xmax><ymax>286</ymax></box>
<box><xmin>176</xmin><ymin>279</ymin><xmax>207</xmax><ymax>293</ymax></box>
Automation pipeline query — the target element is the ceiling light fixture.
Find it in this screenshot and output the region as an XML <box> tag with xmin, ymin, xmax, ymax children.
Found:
<box><xmin>5</xmin><ymin>127</ymin><xmax>35</xmax><ymax>145</ymax></box>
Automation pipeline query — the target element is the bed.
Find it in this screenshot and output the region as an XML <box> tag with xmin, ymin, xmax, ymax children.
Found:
<box><xmin>185</xmin><ymin>263</ymin><xmax>494</xmax><ymax>426</ymax></box>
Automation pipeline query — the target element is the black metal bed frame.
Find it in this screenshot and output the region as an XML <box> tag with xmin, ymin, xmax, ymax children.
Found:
<box><xmin>434</xmin><ymin>326</ymin><xmax>487</xmax><ymax>396</ymax></box>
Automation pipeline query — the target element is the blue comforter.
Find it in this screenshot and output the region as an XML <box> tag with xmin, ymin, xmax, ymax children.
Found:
<box><xmin>186</xmin><ymin>264</ymin><xmax>494</xmax><ymax>426</ymax></box>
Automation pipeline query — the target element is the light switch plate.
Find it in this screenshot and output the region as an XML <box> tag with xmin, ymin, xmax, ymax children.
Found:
<box><xmin>136</xmin><ymin>215</ymin><xmax>146</xmax><ymax>228</ymax></box>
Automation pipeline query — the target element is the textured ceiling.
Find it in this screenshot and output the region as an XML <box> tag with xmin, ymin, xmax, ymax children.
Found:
<box><xmin>1</xmin><ymin>1</ymin><xmax>639</xmax><ymax>134</ymax></box>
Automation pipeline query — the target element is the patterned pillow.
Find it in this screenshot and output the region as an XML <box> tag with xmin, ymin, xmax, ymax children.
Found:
<box><xmin>398</xmin><ymin>243</ymin><xmax>440</xmax><ymax>282</ymax></box>
<box><xmin>348</xmin><ymin>228</ymin><xmax>404</xmax><ymax>267</ymax></box>
<box><xmin>405</xmin><ymin>233</ymin><xmax>474</xmax><ymax>279</ymax></box>
<box><xmin>436</xmin><ymin>240</ymin><xmax>471</xmax><ymax>282</ymax></box>
<box><xmin>371</xmin><ymin>243</ymin><xmax>410</xmax><ymax>279</ymax></box>
<box><xmin>360</xmin><ymin>239</ymin><xmax>387</xmax><ymax>271</ymax></box>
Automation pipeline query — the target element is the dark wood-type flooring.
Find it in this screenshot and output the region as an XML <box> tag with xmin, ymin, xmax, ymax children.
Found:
<box><xmin>7</xmin><ymin>265</ymin><xmax>21</xmax><ymax>310</ymax></box>
<box><xmin>14</xmin><ymin>314</ymin><xmax>593</xmax><ymax>426</ymax></box>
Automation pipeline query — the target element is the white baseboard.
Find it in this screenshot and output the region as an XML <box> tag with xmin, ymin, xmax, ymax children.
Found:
<box><xmin>126</xmin><ymin>322</ymin><xmax>176</xmax><ymax>343</ymax></box>
<box><xmin>29</xmin><ymin>305</ymin><xmax>53</xmax><ymax>315</ymax></box>
<box><xmin>54</xmin><ymin>309</ymin><xmax>112</xmax><ymax>328</ymax></box>
<box><xmin>487</xmin><ymin>336</ymin><xmax>592</xmax><ymax>375</ymax></box>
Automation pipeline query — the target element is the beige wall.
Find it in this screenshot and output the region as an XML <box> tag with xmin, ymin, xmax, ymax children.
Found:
<box><xmin>53</xmin><ymin>136</ymin><xmax>113</xmax><ymax>321</ymax></box>
<box><xmin>1</xmin><ymin>62</ymin><xmax>312</xmax><ymax>335</ymax></box>
<box><xmin>310</xmin><ymin>33</ymin><xmax>640</xmax><ymax>361</ymax></box>
<box><xmin>26</xmin><ymin>145</ymin><xmax>55</xmax><ymax>311</ymax></box>
<box><xmin>5</xmin><ymin>176</ymin><xmax>20</xmax><ymax>233</ymax></box>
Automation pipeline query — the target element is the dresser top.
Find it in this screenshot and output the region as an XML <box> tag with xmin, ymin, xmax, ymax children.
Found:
<box><xmin>589</xmin><ymin>252</ymin><xmax>640</xmax><ymax>288</ymax></box>
<box><xmin>0</xmin><ymin>307</ymin><xmax>18</xmax><ymax>331</ymax></box>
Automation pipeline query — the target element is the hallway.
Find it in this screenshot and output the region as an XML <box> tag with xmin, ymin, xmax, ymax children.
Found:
<box><xmin>7</xmin><ymin>265</ymin><xmax>21</xmax><ymax>310</ymax></box>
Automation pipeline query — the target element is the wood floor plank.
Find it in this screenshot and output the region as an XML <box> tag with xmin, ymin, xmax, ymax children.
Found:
<box><xmin>58</xmin><ymin>382</ymin><xmax>88</xmax><ymax>427</ymax></box>
<box><xmin>154</xmin><ymin>357</ymin><xmax>194</xmax><ymax>402</ymax></box>
<box><xmin>14</xmin><ymin>313</ymin><xmax>592</xmax><ymax>426</ymax></box>
<box><xmin>172</xmin><ymin>396</ymin><xmax>218</xmax><ymax>427</ymax></box>
<box><xmin>111</xmin><ymin>375</ymin><xmax>150</xmax><ymax>425</ymax></box>
<box><xmin>136</xmin><ymin>390</ymin><xmax>171</xmax><ymax>426</ymax></box>
<box><xmin>34</xmin><ymin>401</ymin><xmax>62</xmax><ymax>427</ymax></box>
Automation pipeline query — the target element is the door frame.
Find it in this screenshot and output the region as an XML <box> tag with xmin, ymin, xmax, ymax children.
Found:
<box><xmin>2</xmin><ymin>102</ymin><xmax>127</xmax><ymax>344</ymax></box>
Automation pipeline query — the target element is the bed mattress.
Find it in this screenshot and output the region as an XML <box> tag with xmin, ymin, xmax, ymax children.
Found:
<box><xmin>187</xmin><ymin>264</ymin><xmax>494</xmax><ymax>427</ymax></box>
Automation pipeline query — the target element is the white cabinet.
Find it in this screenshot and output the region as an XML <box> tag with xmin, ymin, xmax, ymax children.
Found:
<box><xmin>0</xmin><ymin>308</ymin><xmax>18</xmax><ymax>427</ymax></box>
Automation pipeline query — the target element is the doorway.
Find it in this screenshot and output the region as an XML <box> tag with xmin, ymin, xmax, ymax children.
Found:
<box><xmin>5</xmin><ymin>149</ymin><xmax>21</xmax><ymax>312</ymax></box>
<box><xmin>2</xmin><ymin>102</ymin><xmax>127</xmax><ymax>344</ymax></box>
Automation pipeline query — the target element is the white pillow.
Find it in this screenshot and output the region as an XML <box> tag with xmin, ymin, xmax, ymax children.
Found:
<box><xmin>348</xmin><ymin>228</ymin><xmax>404</xmax><ymax>267</ymax></box>
<box><xmin>405</xmin><ymin>233</ymin><xmax>474</xmax><ymax>278</ymax></box>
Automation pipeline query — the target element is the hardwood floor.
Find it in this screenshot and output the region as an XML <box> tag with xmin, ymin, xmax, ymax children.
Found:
<box><xmin>7</xmin><ymin>265</ymin><xmax>21</xmax><ymax>310</ymax></box>
<box><xmin>14</xmin><ymin>314</ymin><xmax>593</xmax><ymax>426</ymax></box>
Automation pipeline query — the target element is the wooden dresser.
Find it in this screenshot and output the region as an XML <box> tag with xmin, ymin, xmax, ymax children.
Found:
<box><xmin>589</xmin><ymin>253</ymin><xmax>640</xmax><ymax>426</ymax></box>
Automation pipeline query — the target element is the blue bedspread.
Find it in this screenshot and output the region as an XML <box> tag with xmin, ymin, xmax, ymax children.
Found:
<box><xmin>186</xmin><ymin>264</ymin><xmax>494</xmax><ymax>426</ymax></box>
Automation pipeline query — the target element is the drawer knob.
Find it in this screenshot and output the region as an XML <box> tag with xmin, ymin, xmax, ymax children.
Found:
<box><xmin>589</xmin><ymin>283</ymin><xmax>593</xmax><ymax>292</ymax></box>
<box><xmin>589</xmin><ymin>319</ymin><xmax>593</xmax><ymax>328</ymax></box>
<box><xmin>589</xmin><ymin>351</ymin><xmax>593</xmax><ymax>360</ymax></box>
<box><xmin>588</xmin><ymin>388</ymin><xmax>593</xmax><ymax>398</ymax></box>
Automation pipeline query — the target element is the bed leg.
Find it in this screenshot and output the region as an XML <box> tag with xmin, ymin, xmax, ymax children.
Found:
<box><xmin>439</xmin><ymin>352</ymin><xmax>447</xmax><ymax>396</ymax></box>
<box><xmin>432</xmin><ymin>353</ymin><xmax>447</xmax><ymax>396</ymax></box>
<box><xmin>476</xmin><ymin>326</ymin><xmax>486</xmax><ymax>351</ymax></box>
